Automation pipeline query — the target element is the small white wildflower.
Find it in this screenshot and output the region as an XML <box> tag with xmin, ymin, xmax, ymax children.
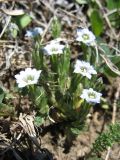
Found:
<box><xmin>76</xmin><ymin>28</ymin><xmax>96</xmax><ymax>45</ymax></box>
<box><xmin>44</xmin><ymin>40</ymin><xmax>65</xmax><ymax>55</ymax></box>
<box><xmin>74</xmin><ymin>60</ymin><xmax>97</xmax><ymax>79</ymax></box>
<box><xmin>80</xmin><ymin>88</ymin><xmax>102</xmax><ymax>103</ymax></box>
<box><xmin>15</xmin><ymin>68</ymin><xmax>42</xmax><ymax>88</ymax></box>
<box><xmin>25</xmin><ymin>27</ymin><xmax>43</xmax><ymax>37</ymax></box>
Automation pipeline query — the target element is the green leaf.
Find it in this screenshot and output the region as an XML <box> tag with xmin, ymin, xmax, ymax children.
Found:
<box><xmin>99</xmin><ymin>44</ymin><xmax>113</xmax><ymax>55</ymax></box>
<box><xmin>14</xmin><ymin>14</ymin><xmax>32</xmax><ymax>29</ymax></box>
<box><xmin>58</xmin><ymin>47</ymin><xmax>71</xmax><ymax>91</ymax></box>
<box><xmin>0</xmin><ymin>103</ymin><xmax>14</xmax><ymax>116</ymax></box>
<box><xmin>70</xmin><ymin>121</ymin><xmax>85</xmax><ymax>135</ymax></box>
<box><xmin>75</xmin><ymin>0</ymin><xmax>88</xmax><ymax>4</ymax></box>
<box><xmin>34</xmin><ymin>116</ymin><xmax>44</xmax><ymax>126</ymax></box>
<box><xmin>32</xmin><ymin>42</ymin><xmax>44</xmax><ymax>70</ymax></box>
<box><xmin>51</xmin><ymin>17</ymin><xmax>61</xmax><ymax>38</ymax></box>
<box><xmin>106</xmin><ymin>0</ymin><xmax>120</xmax><ymax>9</ymax></box>
<box><xmin>35</xmin><ymin>87</ymin><xmax>49</xmax><ymax>115</ymax></box>
<box><xmin>108</xmin><ymin>12</ymin><xmax>120</xmax><ymax>29</ymax></box>
<box><xmin>11</xmin><ymin>29</ymin><xmax>18</xmax><ymax>38</ymax></box>
<box><xmin>70</xmin><ymin>127</ymin><xmax>81</xmax><ymax>135</ymax></box>
<box><xmin>0</xmin><ymin>88</ymin><xmax>5</xmax><ymax>104</ymax></box>
<box><xmin>90</xmin><ymin>10</ymin><xmax>103</xmax><ymax>36</ymax></box>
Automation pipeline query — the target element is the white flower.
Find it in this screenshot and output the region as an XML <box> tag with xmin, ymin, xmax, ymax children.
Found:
<box><xmin>25</xmin><ymin>27</ymin><xmax>43</xmax><ymax>37</ymax></box>
<box><xmin>74</xmin><ymin>60</ymin><xmax>97</xmax><ymax>79</ymax></box>
<box><xmin>44</xmin><ymin>40</ymin><xmax>65</xmax><ymax>55</ymax></box>
<box><xmin>15</xmin><ymin>68</ymin><xmax>42</xmax><ymax>88</ymax></box>
<box><xmin>76</xmin><ymin>28</ymin><xmax>96</xmax><ymax>45</ymax></box>
<box><xmin>80</xmin><ymin>88</ymin><xmax>102</xmax><ymax>103</ymax></box>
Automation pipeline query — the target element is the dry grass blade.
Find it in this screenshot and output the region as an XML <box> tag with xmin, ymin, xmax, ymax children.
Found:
<box><xmin>0</xmin><ymin>8</ymin><xmax>25</xmax><ymax>15</ymax></box>
<box><xmin>0</xmin><ymin>1</ymin><xmax>15</xmax><ymax>38</ymax></box>
<box><xmin>95</xmin><ymin>0</ymin><xmax>118</xmax><ymax>39</ymax></box>
<box><xmin>19</xmin><ymin>113</ymin><xmax>36</xmax><ymax>137</ymax></box>
<box><xmin>100</xmin><ymin>54</ymin><xmax>120</xmax><ymax>76</ymax></box>
<box><xmin>0</xmin><ymin>15</ymin><xmax>11</xmax><ymax>38</ymax></box>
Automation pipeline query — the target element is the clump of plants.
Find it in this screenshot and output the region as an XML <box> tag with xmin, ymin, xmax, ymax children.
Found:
<box><xmin>13</xmin><ymin>17</ymin><xmax>103</xmax><ymax>135</ymax></box>
<box><xmin>93</xmin><ymin>123</ymin><xmax>120</xmax><ymax>153</ymax></box>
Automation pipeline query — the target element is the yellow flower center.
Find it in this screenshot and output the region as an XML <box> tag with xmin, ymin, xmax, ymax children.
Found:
<box><xmin>88</xmin><ymin>92</ymin><xmax>96</xmax><ymax>99</ymax></box>
<box><xmin>80</xmin><ymin>67</ymin><xmax>87</xmax><ymax>72</ymax></box>
<box><xmin>82</xmin><ymin>34</ymin><xmax>89</xmax><ymax>40</ymax></box>
<box><xmin>51</xmin><ymin>47</ymin><xmax>58</xmax><ymax>52</ymax></box>
<box><xmin>24</xmin><ymin>75</ymin><xmax>34</xmax><ymax>83</ymax></box>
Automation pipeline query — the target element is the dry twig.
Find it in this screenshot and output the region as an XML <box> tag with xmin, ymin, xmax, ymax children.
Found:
<box><xmin>95</xmin><ymin>0</ymin><xmax>118</xmax><ymax>40</ymax></box>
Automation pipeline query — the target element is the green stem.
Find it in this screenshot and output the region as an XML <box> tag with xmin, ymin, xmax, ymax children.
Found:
<box><xmin>28</xmin><ymin>85</ymin><xmax>35</xmax><ymax>103</ymax></box>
